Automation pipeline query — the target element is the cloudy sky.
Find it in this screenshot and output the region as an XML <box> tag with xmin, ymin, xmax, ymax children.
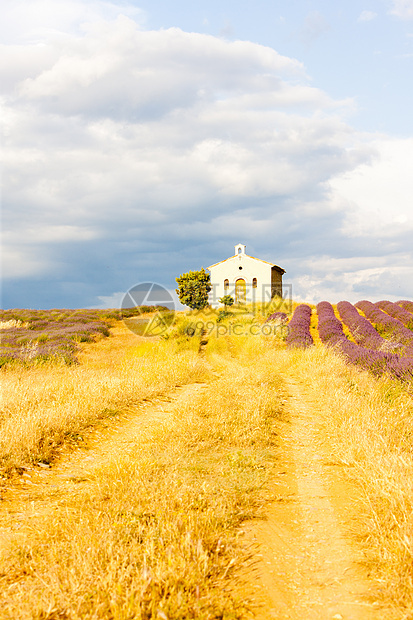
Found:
<box><xmin>1</xmin><ymin>0</ymin><xmax>412</xmax><ymax>309</ymax></box>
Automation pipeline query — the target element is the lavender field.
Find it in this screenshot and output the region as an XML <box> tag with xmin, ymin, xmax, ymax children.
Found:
<box><xmin>285</xmin><ymin>299</ymin><xmax>413</xmax><ymax>383</ymax></box>
<box><xmin>2</xmin><ymin>300</ymin><xmax>413</xmax><ymax>382</ymax></box>
<box><xmin>0</xmin><ymin>306</ymin><xmax>165</xmax><ymax>366</ymax></box>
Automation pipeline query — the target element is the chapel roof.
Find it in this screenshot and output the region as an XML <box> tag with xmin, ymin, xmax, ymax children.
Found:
<box><xmin>208</xmin><ymin>253</ymin><xmax>285</xmax><ymax>273</ymax></box>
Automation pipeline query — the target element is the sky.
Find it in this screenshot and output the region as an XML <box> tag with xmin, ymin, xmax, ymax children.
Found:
<box><xmin>1</xmin><ymin>0</ymin><xmax>412</xmax><ymax>309</ymax></box>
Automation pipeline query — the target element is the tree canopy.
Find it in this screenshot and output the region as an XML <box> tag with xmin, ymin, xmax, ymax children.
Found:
<box><xmin>175</xmin><ymin>268</ymin><xmax>211</xmax><ymax>310</ymax></box>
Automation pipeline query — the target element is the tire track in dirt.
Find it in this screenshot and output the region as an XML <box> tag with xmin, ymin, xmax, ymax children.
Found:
<box><xmin>0</xmin><ymin>382</ymin><xmax>208</xmax><ymax>551</ymax></box>
<box><xmin>240</xmin><ymin>376</ymin><xmax>391</xmax><ymax>620</ymax></box>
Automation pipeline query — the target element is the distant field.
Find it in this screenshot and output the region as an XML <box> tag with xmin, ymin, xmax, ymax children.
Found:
<box><xmin>0</xmin><ymin>306</ymin><xmax>167</xmax><ymax>365</ymax></box>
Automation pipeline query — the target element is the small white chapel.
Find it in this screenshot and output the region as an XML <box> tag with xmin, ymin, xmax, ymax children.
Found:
<box><xmin>208</xmin><ymin>244</ymin><xmax>285</xmax><ymax>308</ymax></box>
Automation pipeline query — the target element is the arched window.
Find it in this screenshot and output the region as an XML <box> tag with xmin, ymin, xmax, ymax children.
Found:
<box><xmin>252</xmin><ymin>278</ymin><xmax>257</xmax><ymax>288</ymax></box>
<box><xmin>224</xmin><ymin>279</ymin><xmax>229</xmax><ymax>290</ymax></box>
<box><xmin>238</xmin><ymin>247</ymin><xmax>242</xmax><ymax>254</ymax></box>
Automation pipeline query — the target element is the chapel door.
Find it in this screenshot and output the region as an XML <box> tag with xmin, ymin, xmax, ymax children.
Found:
<box><xmin>235</xmin><ymin>278</ymin><xmax>246</xmax><ymax>304</ymax></box>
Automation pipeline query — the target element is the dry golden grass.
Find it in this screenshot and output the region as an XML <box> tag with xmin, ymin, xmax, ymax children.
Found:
<box><xmin>0</xmin><ymin>326</ymin><xmax>208</xmax><ymax>474</ymax></box>
<box><xmin>0</xmin><ymin>320</ymin><xmax>28</xmax><ymax>330</ymax></box>
<box><xmin>278</xmin><ymin>345</ymin><xmax>413</xmax><ymax>614</ymax></box>
<box><xmin>309</xmin><ymin>305</ymin><xmax>321</xmax><ymax>345</ymax></box>
<box><xmin>0</xmin><ymin>325</ymin><xmax>286</xmax><ymax>619</ymax></box>
<box><xmin>2</xmin><ymin>313</ymin><xmax>413</xmax><ymax>617</ymax></box>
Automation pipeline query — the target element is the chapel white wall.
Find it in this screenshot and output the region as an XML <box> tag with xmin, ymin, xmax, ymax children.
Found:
<box><xmin>209</xmin><ymin>254</ymin><xmax>273</xmax><ymax>308</ymax></box>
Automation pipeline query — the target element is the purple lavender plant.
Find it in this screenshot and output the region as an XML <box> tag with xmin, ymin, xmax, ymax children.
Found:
<box><xmin>337</xmin><ymin>301</ymin><xmax>393</xmax><ymax>351</ymax></box>
<box><xmin>285</xmin><ymin>304</ymin><xmax>313</xmax><ymax>348</ymax></box>
<box><xmin>316</xmin><ymin>302</ymin><xmax>347</xmax><ymax>345</ymax></box>
<box><xmin>0</xmin><ymin>306</ymin><xmax>170</xmax><ymax>365</ymax></box>
<box><xmin>396</xmin><ymin>300</ymin><xmax>413</xmax><ymax>316</ymax></box>
<box><xmin>317</xmin><ymin>301</ymin><xmax>413</xmax><ymax>383</ymax></box>
<box><xmin>0</xmin><ymin>309</ymin><xmax>112</xmax><ymax>366</ymax></box>
<box><xmin>375</xmin><ymin>300</ymin><xmax>413</xmax><ymax>330</ymax></box>
<box><xmin>266</xmin><ymin>312</ymin><xmax>288</xmax><ymax>324</ymax></box>
<box><xmin>356</xmin><ymin>300</ymin><xmax>413</xmax><ymax>348</ymax></box>
<box><xmin>335</xmin><ymin>339</ymin><xmax>413</xmax><ymax>382</ymax></box>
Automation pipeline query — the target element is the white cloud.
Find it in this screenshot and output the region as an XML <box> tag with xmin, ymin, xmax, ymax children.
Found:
<box><xmin>389</xmin><ymin>0</ymin><xmax>413</xmax><ymax>19</ymax></box>
<box><xmin>2</xmin><ymin>17</ymin><xmax>355</xmax><ymax>225</ymax></box>
<box><xmin>357</xmin><ymin>11</ymin><xmax>378</xmax><ymax>22</ymax></box>
<box><xmin>1</xmin><ymin>0</ymin><xmax>412</xmax><ymax>307</ymax></box>
<box><xmin>331</xmin><ymin>137</ymin><xmax>413</xmax><ymax>237</ymax></box>
<box><xmin>291</xmin><ymin>256</ymin><xmax>412</xmax><ymax>304</ymax></box>
<box><xmin>0</xmin><ymin>0</ymin><xmax>145</xmax><ymax>43</ymax></box>
<box><xmin>15</xmin><ymin>19</ymin><xmax>304</xmax><ymax>121</ymax></box>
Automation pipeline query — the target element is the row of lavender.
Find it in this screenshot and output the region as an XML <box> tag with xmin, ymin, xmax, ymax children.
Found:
<box><xmin>318</xmin><ymin>302</ymin><xmax>413</xmax><ymax>382</ymax></box>
<box><xmin>284</xmin><ymin>305</ymin><xmax>314</xmax><ymax>348</ymax></box>
<box><xmin>0</xmin><ymin>306</ymin><xmax>165</xmax><ymax>365</ymax></box>
<box><xmin>282</xmin><ymin>300</ymin><xmax>413</xmax><ymax>382</ymax></box>
<box><xmin>355</xmin><ymin>300</ymin><xmax>413</xmax><ymax>355</ymax></box>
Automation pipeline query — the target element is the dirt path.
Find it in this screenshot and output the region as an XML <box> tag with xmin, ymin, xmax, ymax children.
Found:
<box><xmin>0</xmin><ymin>382</ymin><xmax>207</xmax><ymax>551</ymax></box>
<box><xmin>0</xmin><ymin>364</ymin><xmax>393</xmax><ymax>619</ymax></box>
<box><xmin>241</xmin><ymin>376</ymin><xmax>388</xmax><ymax>620</ymax></box>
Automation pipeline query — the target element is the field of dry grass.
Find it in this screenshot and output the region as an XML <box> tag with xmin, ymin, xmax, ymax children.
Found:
<box><xmin>0</xmin><ymin>327</ymin><xmax>207</xmax><ymax>475</ymax></box>
<box><xmin>0</xmin><ymin>323</ymin><xmax>286</xmax><ymax>619</ymax></box>
<box><xmin>1</xmin><ymin>308</ymin><xmax>413</xmax><ymax>618</ymax></box>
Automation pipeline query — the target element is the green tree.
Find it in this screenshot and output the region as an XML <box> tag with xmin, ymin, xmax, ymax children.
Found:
<box><xmin>175</xmin><ymin>268</ymin><xmax>212</xmax><ymax>310</ymax></box>
<box><xmin>219</xmin><ymin>295</ymin><xmax>234</xmax><ymax>308</ymax></box>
